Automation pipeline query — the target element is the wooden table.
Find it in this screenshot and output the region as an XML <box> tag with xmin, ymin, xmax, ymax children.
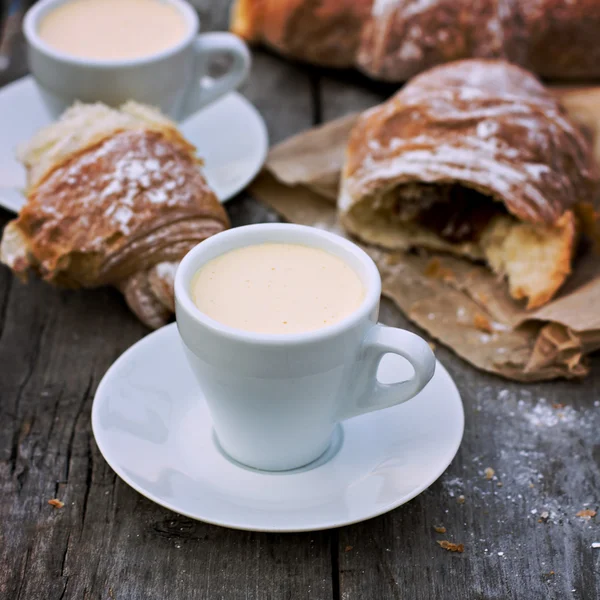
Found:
<box><xmin>1</xmin><ymin>3</ymin><xmax>598</xmax><ymax>599</ymax></box>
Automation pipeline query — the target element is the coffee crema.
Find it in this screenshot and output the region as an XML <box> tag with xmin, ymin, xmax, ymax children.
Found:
<box><xmin>38</xmin><ymin>0</ymin><xmax>187</xmax><ymax>60</ymax></box>
<box><xmin>191</xmin><ymin>243</ymin><xmax>365</xmax><ymax>334</ymax></box>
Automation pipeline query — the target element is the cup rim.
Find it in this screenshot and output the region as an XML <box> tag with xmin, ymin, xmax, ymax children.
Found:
<box><xmin>23</xmin><ymin>0</ymin><xmax>199</xmax><ymax>69</ymax></box>
<box><xmin>175</xmin><ymin>223</ymin><xmax>382</xmax><ymax>346</ymax></box>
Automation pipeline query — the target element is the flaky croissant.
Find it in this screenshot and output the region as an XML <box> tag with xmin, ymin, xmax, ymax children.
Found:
<box><xmin>339</xmin><ymin>60</ymin><xmax>598</xmax><ymax>309</ymax></box>
<box><xmin>231</xmin><ymin>0</ymin><xmax>600</xmax><ymax>81</ymax></box>
<box><xmin>0</xmin><ymin>102</ymin><xmax>229</xmax><ymax>328</ymax></box>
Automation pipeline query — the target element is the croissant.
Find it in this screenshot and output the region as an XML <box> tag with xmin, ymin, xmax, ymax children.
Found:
<box><xmin>0</xmin><ymin>102</ymin><xmax>229</xmax><ymax>328</ymax></box>
<box><xmin>339</xmin><ymin>59</ymin><xmax>598</xmax><ymax>309</ymax></box>
<box><xmin>231</xmin><ymin>0</ymin><xmax>600</xmax><ymax>81</ymax></box>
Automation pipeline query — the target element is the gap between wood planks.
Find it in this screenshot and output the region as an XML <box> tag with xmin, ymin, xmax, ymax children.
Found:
<box><xmin>308</xmin><ymin>73</ymin><xmax>343</xmax><ymax>600</ymax></box>
<box><xmin>309</xmin><ymin>73</ymin><xmax>322</xmax><ymax>127</ymax></box>
<box><xmin>330</xmin><ymin>528</ymin><xmax>341</xmax><ymax>600</ymax></box>
<box><xmin>310</xmin><ymin>73</ymin><xmax>363</xmax><ymax>600</ymax></box>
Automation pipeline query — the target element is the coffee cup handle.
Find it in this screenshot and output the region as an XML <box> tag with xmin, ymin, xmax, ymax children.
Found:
<box><xmin>337</xmin><ymin>325</ymin><xmax>436</xmax><ymax>421</ymax></box>
<box><xmin>180</xmin><ymin>32</ymin><xmax>251</xmax><ymax>119</ymax></box>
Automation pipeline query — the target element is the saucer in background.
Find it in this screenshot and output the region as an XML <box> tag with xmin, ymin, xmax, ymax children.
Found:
<box><xmin>0</xmin><ymin>76</ymin><xmax>268</xmax><ymax>213</ymax></box>
<box><xmin>92</xmin><ymin>324</ymin><xmax>464</xmax><ymax>532</ymax></box>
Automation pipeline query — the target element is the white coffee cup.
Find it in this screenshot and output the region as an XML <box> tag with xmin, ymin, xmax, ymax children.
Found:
<box><xmin>175</xmin><ymin>224</ymin><xmax>436</xmax><ymax>472</ymax></box>
<box><xmin>23</xmin><ymin>0</ymin><xmax>251</xmax><ymax>120</ymax></box>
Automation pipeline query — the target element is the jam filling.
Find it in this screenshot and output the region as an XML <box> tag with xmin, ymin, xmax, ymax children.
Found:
<box><xmin>392</xmin><ymin>183</ymin><xmax>503</xmax><ymax>243</ymax></box>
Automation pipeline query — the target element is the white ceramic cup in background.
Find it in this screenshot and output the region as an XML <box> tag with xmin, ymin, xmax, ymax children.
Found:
<box><xmin>175</xmin><ymin>224</ymin><xmax>436</xmax><ymax>472</ymax></box>
<box><xmin>23</xmin><ymin>0</ymin><xmax>251</xmax><ymax>120</ymax></box>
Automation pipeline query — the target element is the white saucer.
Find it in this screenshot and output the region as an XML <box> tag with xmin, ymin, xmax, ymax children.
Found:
<box><xmin>0</xmin><ymin>76</ymin><xmax>268</xmax><ymax>212</ymax></box>
<box><xmin>92</xmin><ymin>324</ymin><xmax>464</xmax><ymax>532</ymax></box>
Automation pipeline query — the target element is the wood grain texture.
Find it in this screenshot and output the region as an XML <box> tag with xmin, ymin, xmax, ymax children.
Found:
<box><xmin>0</xmin><ymin>2</ymin><xmax>599</xmax><ymax>600</ymax></box>
<box><xmin>0</xmin><ymin>274</ymin><xmax>334</xmax><ymax>600</ymax></box>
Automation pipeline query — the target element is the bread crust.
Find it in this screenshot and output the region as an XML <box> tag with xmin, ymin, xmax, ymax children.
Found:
<box><xmin>230</xmin><ymin>0</ymin><xmax>600</xmax><ymax>80</ymax></box>
<box><xmin>338</xmin><ymin>60</ymin><xmax>598</xmax><ymax>308</ymax></box>
<box><xmin>0</xmin><ymin>102</ymin><xmax>229</xmax><ymax>328</ymax></box>
<box><xmin>231</xmin><ymin>0</ymin><xmax>371</xmax><ymax>67</ymax></box>
<box><xmin>481</xmin><ymin>210</ymin><xmax>577</xmax><ymax>309</ymax></box>
<box><xmin>342</xmin><ymin>60</ymin><xmax>596</xmax><ymax>226</ymax></box>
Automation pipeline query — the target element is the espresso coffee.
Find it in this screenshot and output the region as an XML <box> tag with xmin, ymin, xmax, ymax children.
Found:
<box><xmin>38</xmin><ymin>0</ymin><xmax>187</xmax><ymax>60</ymax></box>
<box><xmin>191</xmin><ymin>243</ymin><xmax>365</xmax><ymax>334</ymax></box>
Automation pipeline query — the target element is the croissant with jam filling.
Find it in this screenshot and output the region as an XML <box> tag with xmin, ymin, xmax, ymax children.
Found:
<box><xmin>339</xmin><ymin>59</ymin><xmax>598</xmax><ymax>309</ymax></box>
<box><xmin>0</xmin><ymin>102</ymin><xmax>229</xmax><ymax>328</ymax></box>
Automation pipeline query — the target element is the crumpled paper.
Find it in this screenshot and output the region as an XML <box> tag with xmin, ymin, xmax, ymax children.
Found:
<box><xmin>248</xmin><ymin>87</ymin><xmax>600</xmax><ymax>381</ymax></box>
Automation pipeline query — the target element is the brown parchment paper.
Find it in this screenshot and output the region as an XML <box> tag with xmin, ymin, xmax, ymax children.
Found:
<box><xmin>249</xmin><ymin>88</ymin><xmax>600</xmax><ymax>381</ymax></box>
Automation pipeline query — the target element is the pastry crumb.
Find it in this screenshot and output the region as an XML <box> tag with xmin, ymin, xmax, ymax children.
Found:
<box><xmin>384</xmin><ymin>253</ymin><xmax>403</xmax><ymax>265</ymax></box>
<box><xmin>538</xmin><ymin>511</ymin><xmax>550</xmax><ymax>523</ymax></box>
<box><xmin>434</xmin><ymin>526</ymin><xmax>446</xmax><ymax>534</ymax></box>
<box><xmin>424</xmin><ymin>257</ymin><xmax>441</xmax><ymax>276</ymax></box>
<box><xmin>497</xmin><ymin>481</ymin><xmax>503</xmax><ymax>487</ymax></box>
<box><xmin>424</xmin><ymin>258</ymin><xmax>455</xmax><ymax>281</ymax></box>
<box><xmin>484</xmin><ymin>467</ymin><xmax>495</xmax><ymax>480</ymax></box>
<box><xmin>475</xmin><ymin>291</ymin><xmax>489</xmax><ymax>305</ymax></box>
<box><xmin>457</xmin><ymin>495</ymin><xmax>465</xmax><ymax>504</ymax></box>
<box><xmin>474</xmin><ymin>313</ymin><xmax>493</xmax><ymax>333</ymax></box>
<box><xmin>344</xmin><ymin>545</ymin><xmax>353</xmax><ymax>552</ymax></box>
<box><xmin>552</xmin><ymin>403</ymin><xmax>565</xmax><ymax>409</ymax></box>
<box><xmin>48</xmin><ymin>498</ymin><xmax>64</xmax><ymax>509</ymax></box>
<box><xmin>437</xmin><ymin>540</ymin><xmax>464</xmax><ymax>553</ymax></box>
<box><xmin>576</xmin><ymin>509</ymin><xmax>596</xmax><ymax>519</ymax></box>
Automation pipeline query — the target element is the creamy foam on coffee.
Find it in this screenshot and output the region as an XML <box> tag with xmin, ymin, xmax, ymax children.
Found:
<box><xmin>192</xmin><ymin>243</ymin><xmax>365</xmax><ymax>334</ymax></box>
<box><xmin>38</xmin><ymin>0</ymin><xmax>187</xmax><ymax>60</ymax></box>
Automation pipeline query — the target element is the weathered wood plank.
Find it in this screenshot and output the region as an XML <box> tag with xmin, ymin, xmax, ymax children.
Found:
<box><xmin>320</xmin><ymin>76</ymin><xmax>387</xmax><ymax>122</ymax></box>
<box><xmin>0</xmin><ymin>266</ymin><xmax>335</xmax><ymax>600</ymax></box>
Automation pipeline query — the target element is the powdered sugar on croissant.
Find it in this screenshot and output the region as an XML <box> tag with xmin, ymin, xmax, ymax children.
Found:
<box><xmin>1</xmin><ymin>102</ymin><xmax>229</xmax><ymax>328</ymax></box>
<box><xmin>231</xmin><ymin>0</ymin><xmax>600</xmax><ymax>81</ymax></box>
<box><xmin>339</xmin><ymin>60</ymin><xmax>598</xmax><ymax>309</ymax></box>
